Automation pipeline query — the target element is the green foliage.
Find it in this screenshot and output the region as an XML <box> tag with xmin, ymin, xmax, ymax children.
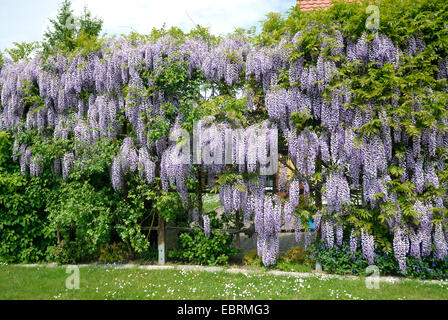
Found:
<box><xmin>188</xmin><ymin>25</ymin><xmax>218</xmax><ymax>45</ymax></box>
<box><xmin>168</xmin><ymin>229</ymin><xmax>239</xmax><ymax>265</ymax></box>
<box><xmin>202</xmin><ymin>194</ymin><xmax>221</xmax><ymax>213</ymax></box>
<box><xmin>283</xmin><ymin>245</ymin><xmax>314</xmax><ymax>266</ymax></box>
<box><xmin>0</xmin><ymin>132</ymin><xmax>55</xmax><ymax>263</ymax></box>
<box><xmin>46</xmin><ymin>240</ymin><xmax>96</xmax><ymax>264</ymax></box>
<box><xmin>42</xmin><ymin>0</ymin><xmax>103</xmax><ymax>56</ymax></box>
<box><xmin>242</xmin><ymin>247</ymin><xmax>315</xmax><ymax>272</ymax></box>
<box><xmin>112</xmin><ymin>183</ymin><xmax>153</xmax><ymax>255</ymax></box>
<box><xmin>274</xmin><ymin>260</ymin><xmax>313</xmax><ymax>273</ymax></box>
<box><xmin>6</xmin><ymin>42</ymin><xmax>40</xmax><ymax>62</ymax></box>
<box><xmin>0</xmin><ymin>174</ymin><xmax>55</xmax><ymax>263</ymax></box>
<box><xmin>405</xmin><ymin>255</ymin><xmax>448</xmax><ymax>280</ymax></box>
<box><xmin>1</xmin><ymin>130</ymin><xmax>159</xmax><ymax>264</ymax></box>
<box><xmin>211</xmin><ymin>173</ymin><xmax>245</xmax><ymax>194</ymax></box>
<box><xmin>255</xmin><ymin>0</ymin><xmax>448</xmax><ymax>49</ymax></box>
<box><xmin>148</xmin><ymin>24</ymin><xmax>186</xmax><ymax>43</ymax></box>
<box><xmin>42</xmin><ymin>0</ymin><xmax>77</xmax><ymax>53</ymax></box>
<box><xmin>140</xmin><ymin>54</ymin><xmax>204</xmax><ymax>135</ymax></box>
<box><xmin>77</xmin><ymin>6</ymin><xmax>103</xmax><ymax>38</ymax></box>
<box><xmin>0</xmin><ymin>131</ymin><xmax>12</xmax><ymax>169</ymax></box>
<box><xmin>98</xmin><ymin>243</ymin><xmax>131</xmax><ymax>264</ymax></box>
<box><xmin>20</xmin><ymin>81</ymin><xmax>45</xmax><ymax>109</ymax></box>
<box><xmin>242</xmin><ymin>249</ymin><xmax>262</xmax><ymax>266</ymax></box>
<box><xmin>113</xmin><ymin>177</ymin><xmax>188</xmax><ymax>255</ymax></box>
<box><xmin>311</xmin><ymin>241</ymin><xmax>448</xmax><ymax>279</ymax></box>
<box><xmin>46</xmin><ymin>241</ymin><xmax>71</xmax><ymax>264</ymax></box>
<box><xmin>145</xmin><ymin>188</ymin><xmax>186</xmax><ymax>223</ymax></box>
<box><xmin>290</xmin><ymin>110</ymin><xmax>314</xmax><ymax>133</ymax></box>
<box><xmin>70</xmin><ymin>137</ymin><xmax>119</xmax><ymax>183</ymax></box>
<box><xmin>311</xmin><ymin>241</ymin><xmax>390</xmax><ymax>276</ymax></box>
<box><xmin>199</xmin><ymin>95</ymin><xmax>249</xmax><ymax>126</ymax></box>
<box><xmin>254</xmin><ymin>12</ymin><xmax>287</xmax><ymax>46</ymax></box>
<box><xmin>45</xmin><ymin>180</ymin><xmax>114</xmax><ymax>261</ymax></box>
<box><xmin>131</xmin><ymin>22</ymin><xmax>216</xmax><ymax>44</ymax></box>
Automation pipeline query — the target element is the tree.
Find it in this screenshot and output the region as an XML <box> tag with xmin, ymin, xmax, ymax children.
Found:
<box><xmin>42</xmin><ymin>0</ymin><xmax>103</xmax><ymax>55</ymax></box>
<box><xmin>78</xmin><ymin>6</ymin><xmax>103</xmax><ymax>38</ymax></box>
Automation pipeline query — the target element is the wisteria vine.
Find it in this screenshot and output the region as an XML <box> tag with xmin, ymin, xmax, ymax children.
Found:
<box><xmin>1</xmin><ymin>20</ymin><xmax>448</xmax><ymax>272</ymax></box>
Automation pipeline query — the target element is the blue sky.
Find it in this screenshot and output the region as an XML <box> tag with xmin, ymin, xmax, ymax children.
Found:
<box><xmin>0</xmin><ymin>0</ymin><xmax>294</xmax><ymax>51</ymax></box>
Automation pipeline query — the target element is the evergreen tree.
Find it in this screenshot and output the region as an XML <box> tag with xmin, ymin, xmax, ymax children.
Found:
<box><xmin>78</xmin><ymin>6</ymin><xmax>103</xmax><ymax>39</ymax></box>
<box><xmin>42</xmin><ymin>0</ymin><xmax>102</xmax><ymax>55</ymax></box>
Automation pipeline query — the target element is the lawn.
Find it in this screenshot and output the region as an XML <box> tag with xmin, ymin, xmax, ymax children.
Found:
<box><xmin>202</xmin><ymin>194</ymin><xmax>221</xmax><ymax>213</ymax></box>
<box><xmin>1</xmin><ymin>265</ymin><xmax>448</xmax><ymax>300</ymax></box>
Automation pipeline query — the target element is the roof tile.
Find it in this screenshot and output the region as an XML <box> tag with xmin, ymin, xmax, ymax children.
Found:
<box><xmin>297</xmin><ymin>0</ymin><xmax>359</xmax><ymax>11</ymax></box>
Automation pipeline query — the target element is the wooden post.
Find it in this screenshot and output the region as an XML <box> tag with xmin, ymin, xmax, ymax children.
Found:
<box><xmin>158</xmin><ymin>214</ymin><xmax>166</xmax><ymax>265</ymax></box>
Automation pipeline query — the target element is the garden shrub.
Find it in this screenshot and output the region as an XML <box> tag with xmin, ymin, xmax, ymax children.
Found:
<box><xmin>405</xmin><ymin>255</ymin><xmax>448</xmax><ymax>280</ymax></box>
<box><xmin>311</xmin><ymin>241</ymin><xmax>448</xmax><ymax>279</ymax></box>
<box><xmin>283</xmin><ymin>246</ymin><xmax>314</xmax><ymax>267</ymax></box>
<box><xmin>274</xmin><ymin>260</ymin><xmax>313</xmax><ymax>273</ymax></box>
<box><xmin>46</xmin><ymin>240</ymin><xmax>98</xmax><ymax>264</ymax></box>
<box><xmin>46</xmin><ymin>180</ymin><xmax>114</xmax><ymax>262</ymax></box>
<box><xmin>0</xmin><ymin>132</ymin><xmax>55</xmax><ymax>263</ymax></box>
<box><xmin>242</xmin><ymin>247</ymin><xmax>314</xmax><ymax>272</ymax></box>
<box><xmin>0</xmin><ymin>175</ymin><xmax>55</xmax><ymax>263</ymax></box>
<box><xmin>98</xmin><ymin>243</ymin><xmax>131</xmax><ymax>264</ymax></box>
<box><xmin>311</xmin><ymin>242</ymin><xmax>374</xmax><ymax>275</ymax></box>
<box><xmin>242</xmin><ymin>249</ymin><xmax>262</xmax><ymax>266</ymax></box>
<box><xmin>168</xmin><ymin>229</ymin><xmax>239</xmax><ymax>265</ymax></box>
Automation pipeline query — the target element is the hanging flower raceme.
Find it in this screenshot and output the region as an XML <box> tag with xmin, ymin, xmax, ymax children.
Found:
<box><xmin>0</xmin><ymin>25</ymin><xmax>447</xmax><ymax>272</ymax></box>
<box><xmin>393</xmin><ymin>226</ymin><xmax>409</xmax><ymax>272</ymax></box>
<box><xmin>110</xmin><ymin>136</ymin><xmax>156</xmax><ymax>191</ymax></box>
<box><xmin>361</xmin><ymin>228</ymin><xmax>375</xmax><ymax>265</ymax></box>
<box><xmin>255</xmin><ymin>195</ymin><xmax>283</xmax><ymax>266</ymax></box>
<box><xmin>323</xmin><ymin>171</ymin><xmax>350</xmax><ymax>215</ymax></box>
<box><xmin>203</xmin><ymin>215</ymin><xmax>211</xmax><ymax>238</ymax></box>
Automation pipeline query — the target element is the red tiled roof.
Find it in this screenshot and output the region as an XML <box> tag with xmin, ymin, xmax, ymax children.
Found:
<box><xmin>297</xmin><ymin>0</ymin><xmax>359</xmax><ymax>11</ymax></box>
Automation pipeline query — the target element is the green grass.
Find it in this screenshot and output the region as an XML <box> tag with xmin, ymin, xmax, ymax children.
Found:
<box><xmin>274</xmin><ymin>261</ymin><xmax>313</xmax><ymax>273</ymax></box>
<box><xmin>1</xmin><ymin>265</ymin><xmax>448</xmax><ymax>300</ymax></box>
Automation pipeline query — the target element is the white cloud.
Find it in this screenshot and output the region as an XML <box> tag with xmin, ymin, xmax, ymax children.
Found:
<box><xmin>68</xmin><ymin>0</ymin><xmax>291</xmax><ymax>36</ymax></box>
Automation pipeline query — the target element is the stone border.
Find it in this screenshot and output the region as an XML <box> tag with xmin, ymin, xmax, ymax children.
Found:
<box><xmin>7</xmin><ymin>263</ymin><xmax>448</xmax><ymax>285</ymax></box>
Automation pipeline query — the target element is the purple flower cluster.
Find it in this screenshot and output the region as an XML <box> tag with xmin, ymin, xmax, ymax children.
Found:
<box><xmin>203</xmin><ymin>215</ymin><xmax>211</xmax><ymax>238</ymax></box>
<box><xmin>393</xmin><ymin>226</ymin><xmax>409</xmax><ymax>272</ymax></box>
<box><xmin>0</xmin><ymin>28</ymin><xmax>447</xmax><ymax>270</ymax></box>
<box><xmin>361</xmin><ymin>228</ymin><xmax>375</xmax><ymax>265</ymax></box>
